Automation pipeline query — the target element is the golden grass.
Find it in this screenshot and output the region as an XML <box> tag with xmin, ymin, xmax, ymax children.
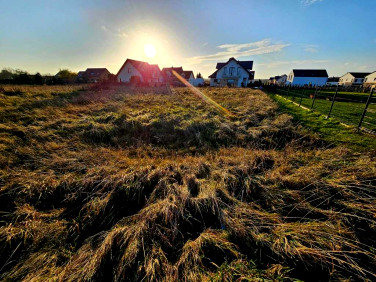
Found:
<box><xmin>0</xmin><ymin>85</ymin><xmax>375</xmax><ymax>281</ymax></box>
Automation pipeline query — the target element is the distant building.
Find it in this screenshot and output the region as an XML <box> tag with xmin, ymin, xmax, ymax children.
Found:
<box><xmin>286</xmin><ymin>69</ymin><xmax>328</xmax><ymax>86</ymax></box>
<box><xmin>269</xmin><ymin>74</ymin><xmax>287</xmax><ymax>85</ymax></box>
<box><xmin>76</xmin><ymin>68</ymin><xmax>111</xmax><ymax>83</ymax></box>
<box><xmin>117</xmin><ymin>59</ymin><xmax>164</xmax><ymax>86</ymax></box>
<box><xmin>209</xmin><ymin>57</ymin><xmax>254</xmax><ymax>87</ymax></box>
<box><xmin>162</xmin><ymin>67</ymin><xmax>185</xmax><ymax>86</ymax></box>
<box><xmin>338</xmin><ymin>72</ymin><xmax>371</xmax><ymax>87</ymax></box>
<box><xmin>326</xmin><ymin>76</ymin><xmax>339</xmax><ymax>86</ymax></box>
<box><xmin>363</xmin><ymin>71</ymin><xmax>376</xmax><ymax>88</ymax></box>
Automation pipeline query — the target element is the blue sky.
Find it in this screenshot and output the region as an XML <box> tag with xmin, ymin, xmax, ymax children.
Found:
<box><xmin>1</xmin><ymin>0</ymin><xmax>375</xmax><ymax>78</ymax></box>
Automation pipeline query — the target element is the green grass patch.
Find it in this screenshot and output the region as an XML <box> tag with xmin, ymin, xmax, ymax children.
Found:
<box><xmin>270</xmin><ymin>93</ymin><xmax>376</xmax><ymax>152</ymax></box>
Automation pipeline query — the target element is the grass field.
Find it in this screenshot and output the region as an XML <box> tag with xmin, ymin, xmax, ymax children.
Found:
<box><xmin>276</xmin><ymin>88</ymin><xmax>376</xmax><ymax>131</ymax></box>
<box><xmin>0</xmin><ymin>85</ymin><xmax>376</xmax><ymax>281</ymax></box>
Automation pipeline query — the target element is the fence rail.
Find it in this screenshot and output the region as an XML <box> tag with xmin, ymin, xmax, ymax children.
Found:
<box><xmin>264</xmin><ymin>85</ymin><xmax>376</xmax><ymax>134</ymax></box>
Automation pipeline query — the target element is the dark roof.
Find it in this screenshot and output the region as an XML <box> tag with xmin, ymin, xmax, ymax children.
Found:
<box><xmin>85</xmin><ymin>68</ymin><xmax>110</xmax><ymax>77</ymax></box>
<box><xmin>216</xmin><ymin>57</ymin><xmax>253</xmax><ymax>70</ymax></box>
<box><xmin>327</xmin><ymin>76</ymin><xmax>339</xmax><ymax>82</ymax></box>
<box><xmin>348</xmin><ymin>72</ymin><xmax>371</xmax><ymax>78</ymax></box>
<box><xmin>208</xmin><ymin>69</ymin><xmax>218</xmax><ymax>79</ymax></box>
<box><xmin>161</xmin><ymin>67</ymin><xmax>184</xmax><ymax>75</ymax></box>
<box><xmin>116</xmin><ymin>59</ymin><xmax>162</xmax><ymax>81</ymax></box>
<box><xmin>292</xmin><ymin>69</ymin><xmax>328</xmax><ymax>78</ymax></box>
<box><xmin>182</xmin><ymin>71</ymin><xmax>194</xmax><ymax>79</ymax></box>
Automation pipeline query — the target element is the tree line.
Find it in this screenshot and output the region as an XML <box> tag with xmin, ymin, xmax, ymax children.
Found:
<box><xmin>0</xmin><ymin>68</ymin><xmax>77</xmax><ymax>85</ymax></box>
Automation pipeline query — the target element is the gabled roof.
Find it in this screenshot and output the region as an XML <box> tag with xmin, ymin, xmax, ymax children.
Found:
<box><xmin>161</xmin><ymin>67</ymin><xmax>184</xmax><ymax>75</ymax></box>
<box><xmin>116</xmin><ymin>59</ymin><xmax>162</xmax><ymax>81</ymax></box>
<box><xmin>365</xmin><ymin>71</ymin><xmax>376</xmax><ymax>77</ymax></box>
<box><xmin>327</xmin><ymin>76</ymin><xmax>339</xmax><ymax>82</ymax></box>
<box><xmin>292</xmin><ymin>69</ymin><xmax>328</xmax><ymax>78</ymax></box>
<box><xmin>85</xmin><ymin>68</ymin><xmax>110</xmax><ymax>78</ymax></box>
<box><xmin>216</xmin><ymin>57</ymin><xmax>253</xmax><ymax>70</ymax></box>
<box><xmin>347</xmin><ymin>72</ymin><xmax>371</xmax><ymax>79</ymax></box>
<box><xmin>210</xmin><ymin>57</ymin><xmax>254</xmax><ymax>79</ymax></box>
<box><xmin>182</xmin><ymin>70</ymin><xmax>194</xmax><ymax>79</ymax></box>
<box><xmin>208</xmin><ymin>69</ymin><xmax>219</xmax><ymax>79</ymax></box>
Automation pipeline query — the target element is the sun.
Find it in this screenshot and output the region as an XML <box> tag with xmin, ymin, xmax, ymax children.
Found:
<box><xmin>144</xmin><ymin>44</ymin><xmax>156</xmax><ymax>58</ymax></box>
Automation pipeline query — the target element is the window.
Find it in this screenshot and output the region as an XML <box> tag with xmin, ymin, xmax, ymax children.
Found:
<box><xmin>374</xmin><ymin>78</ymin><xmax>376</xmax><ymax>81</ymax></box>
<box><xmin>229</xmin><ymin>67</ymin><xmax>235</xmax><ymax>76</ymax></box>
<box><xmin>237</xmin><ymin>67</ymin><xmax>241</xmax><ymax>75</ymax></box>
<box><xmin>224</xmin><ymin>67</ymin><xmax>227</xmax><ymax>74</ymax></box>
<box><xmin>128</xmin><ymin>68</ymin><xmax>131</xmax><ymax>73</ymax></box>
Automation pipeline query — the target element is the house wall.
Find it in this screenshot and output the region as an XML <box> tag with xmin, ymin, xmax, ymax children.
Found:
<box><xmin>339</xmin><ymin>73</ymin><xmax>355</xmax><ymax>86</ymax></box>
<box><xmin>215</xmin><ymin>60</ymin><xmax>250</xmax><ymax>87</ymax></box>
<box><xmin>189</xmin><ymin>78</ymin><xmax>205</xmax><ymax>86</ymax></box>
<box><xmin>363</xmin><ymin>72</ymin><xmax>376</xmax><ymax>87</ymax></box>
<box><xmin>286</xmin><ymin>73</ymin><xmax>327</xmax><ymax>86</ymax></box>
<box><xmin>117</xmin><ymin>62</ymin><xmax>144</xmax><ymax>83</ymax></box>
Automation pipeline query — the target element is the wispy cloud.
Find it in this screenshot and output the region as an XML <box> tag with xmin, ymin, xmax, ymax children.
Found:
<box><xmin>188</xmin><ymin>39</ymin><xmax>290</xmax><ymax>64</ymax></box>
<box><xmin>303</xmin><ymin>44</ymin><xmax>319</xmax><ymax>53</ymax></box>
<box><xmin>258</xmin><ymin>59</ymin><xmax>331</xmax><ymax>68</ymax></box>
<box><xmin>301</xmin><ymin>0</ymin><xmax>323</xmax><ymax>6</ymax></box>
<box><xmin>101</xmin><ymin>25</ymin><xmax>128</xmax><ymax>38</ymax></box>
<box><xmin>202</xmin><ymin>42</ymin><xmax>208</xmax><ymax>46</ymax></box>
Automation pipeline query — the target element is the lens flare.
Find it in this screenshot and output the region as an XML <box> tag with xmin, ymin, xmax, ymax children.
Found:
<box><xmin>172</xmin><ymin>70</ymin><xmax>234</xmax><ymax>117</ymax></box>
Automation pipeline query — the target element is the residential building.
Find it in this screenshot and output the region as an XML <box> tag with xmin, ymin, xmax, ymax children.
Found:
<box><xmin>338</xmin><ymin>72</ymin><xmax>371</xmax><ymax>86</ymax></box>
<box><xmin>76</xmin><ymin>68</ymin><xmax>111</xmax><ymax>83</ymax></box>
<box><xmin>326</xmin><ymin>76</ymin><xmax>339</xmax><ymax>86</ymax></box>
<box><xmin>286</xmin><ymin>69</ymin><xmax>328</xmax><ymax>86</ymax></box>
<box><xmin>269</xmin><ymin>74</ymin><xmax>287</xmax><ymax>85</ymax></box>
<box><xmin>117</xmin><ymin>59</ymin><xmax>164</xmax><ymax>86</ymax></box>
<box><xmin>209</xmin><ymin>57</ymin><xmax>254</xmax><ymax>87</ymax></box>
<box><xmin>363</xmin><ymin>71</ymin><xmax>376</xmax><ymax>88</ymax></box>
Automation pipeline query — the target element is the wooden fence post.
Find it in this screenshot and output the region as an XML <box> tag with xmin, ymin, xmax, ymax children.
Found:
<box><xmin>311</xmin><ymin>87</ymin><xmax>318</xmax><ymax>109</ymax></box>
<box><xmin>358</xmin><ymin>88</ymin><xmax>374</xmax><ymax>129</ymax></box>
<box><xmin>299</xmin><ymin>89</ymin><xmax>304</xmax><ymax>107</ymax></box>
<box><xmin>327</xmin><ymin>85</ymin><xmax>338</xmax><ymax>118</ymax></box>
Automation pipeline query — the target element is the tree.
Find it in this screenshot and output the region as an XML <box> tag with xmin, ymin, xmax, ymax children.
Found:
<box><xmin>196</xmin><ymin>72</ymin><xmax>202</xmax><ymax>79</ymax></box>
<box><xmin>0</xmin><ymin>69</ymin><xmax>14</xmax><ymax>80</ymax></box>
<box><xmin>55</xmin><ymin>69</ymin><xmax>77</xmax><ymax>84</ymax></box>
<box><xmin>34</xmin><ymin>73</ymin><xmax>44</xmax><ymax>85</ymax></box>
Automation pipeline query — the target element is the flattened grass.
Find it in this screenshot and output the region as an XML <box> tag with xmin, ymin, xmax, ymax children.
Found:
<box><xmin>0</xmin><ymin>85</ymin><xmax>375</xmax><ymax>281</ymax></box>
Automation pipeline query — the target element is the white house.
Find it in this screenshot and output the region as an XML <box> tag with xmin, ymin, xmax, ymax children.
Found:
<box><xmin>209</xmin><ymin>57</ymin><xmax>254</xmax><ymax>87</ymax></box>
<box><xmin>117</xmin><ymin>59</ymin><xmax>164</xmax><ymax>86</ymax></box>
<box><xmin>286</xmin><ymin>69</ymin><xmax>328</xmax><ymax>86</ymax></box>
<box><xmin>326</xmin><ymin>77</ymin><xmax>339</xmax><ymax>86</ymax></box>
<box><xmin>363</xmin><ymin>71</ymin><xmax>376</xmax><ymax>88</ymax></box>
<box><xmin>338</xmin><ymin>72</ymin><xmax>371</xmax><ymax>87</ymax></box>
<box><xmin>269</xmin><ymin>75</ymin><xmax>287</xmax><ymax>85</ymax></box>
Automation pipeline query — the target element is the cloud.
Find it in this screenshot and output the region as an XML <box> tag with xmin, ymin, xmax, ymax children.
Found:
<box><xmin>258</xmin><ymin>59</ymin><xmax>331</xmax><ymax>68</ymax></box>
<box><xmin>101</xmin><ymin>25</ymin><xmax>128</xmax><ymax>38</ymax></box>
<box><xmin>303</xmin><ymin>44</ymin><xmax>319</xmax><ymax>53</ymax></box>
<box><xmin>301</xmin><ymin>0</ymin><xmax>323</xmax><ymax>6</ymax></box>
<box><xmin>202</xmin><ymin>42</ymin><xmax>208</xmax><ymax>46</ymax></box>
<box><xmin>188</xmin><ymin>39</ymin><xmax>290</xmax><ymax>64</ymax></box>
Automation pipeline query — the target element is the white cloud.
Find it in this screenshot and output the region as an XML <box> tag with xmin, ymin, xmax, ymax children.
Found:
<box><xmin>301</xmin><ymin>0</ymin><xmax>323</xmax><ymax>6</ymax></box>
<box><xmin>303</xmin><ymin>44</ymin><xmax>319</xmax><ymax>53</ymax></box>
<box><xmin>101</xmin><ymin>25</ymin><xmax>128</xmax><ymax>38</ymax></box>
<box><xmin>188</xmin><ymin>39</ymin><xmax>290</xmax><ymax>65</ymax></box>
<box><xmin>202</xmin><ymin>42</ymin><xmax>208</xmax><ymax>46</ymax></box>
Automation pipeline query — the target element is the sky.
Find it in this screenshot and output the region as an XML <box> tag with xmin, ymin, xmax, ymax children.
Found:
<box><xmin>1</xmin><ymin>0</ymin><xmax>376</xmax><ymax>78</ymax></box>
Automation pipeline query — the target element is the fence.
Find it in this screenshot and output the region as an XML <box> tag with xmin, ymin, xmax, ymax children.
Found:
<box><xmin>264</xmin><ymin>85</ymin><xmax>376</xmax><ymax>134</ymax></box>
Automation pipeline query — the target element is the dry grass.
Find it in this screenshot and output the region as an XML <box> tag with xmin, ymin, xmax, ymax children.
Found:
<box><xmin>0</xmin><ymin>84</ymin><xmax>375</xmax><ymax>281</ymax></box>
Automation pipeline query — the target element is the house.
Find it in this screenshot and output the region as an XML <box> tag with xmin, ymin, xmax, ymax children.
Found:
<box><xmin>209</xmin><ymin>57</ymin><xmax>255</xmax><ymax>87</ymax></box>
<box><xmin>161</xmin><ymin>67</ymin><xmax>185</xmax><ymax>86</ymax></box>
<box><xmin>338</xmin><ymin>72</ymin><xmax>371</xmax><ymax>87</ymax></box>
<box><xmin>363</xmin><ymin>71</ymin><xmax>376</xmax><ymax>88</ymax></box>
<box><xmin>269</xmin><ymin>75</ymin><xmax>287</xmax><ymax>85</ymax></box>
<box><xmin>117</xmin><ymin>59</ymin><xmax>164</xmax><ymax>86</ymax></box>
<box><xmin>326</xmin><ymin>76</ymin><xmax>339</xmax><ymax>86</ymax></box>
<box><xmin>286</xmin><ymin>69</ymin><xmax>328</xmax><ymax>86</ymax></box>
<box><xmin>77</xmin><ymin>68</ymin><xmax>111</xmax><ymax>83</ymax></box>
